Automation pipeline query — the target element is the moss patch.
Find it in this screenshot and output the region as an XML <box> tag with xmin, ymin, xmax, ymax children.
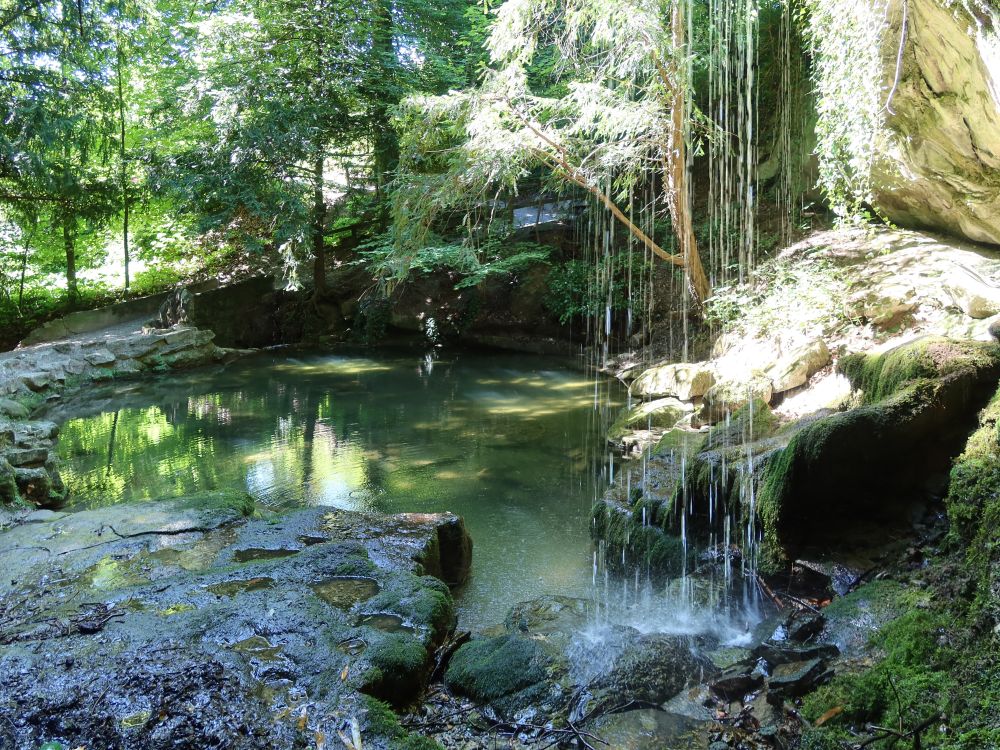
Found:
<box><xmin>801</xmin><ymin>608</ymin><xmax>955</xmax><ymax>747</ymax></box>
<box><xmin>838</xmin><ymin>337</ymin><xmax>1000</xmax><ymax>403</ymax></box>
<box><xmin>357</xmin><ymin>632</ymin><xmax>432</xmax><ymax>707</ymax></box>
<box><xmin>362</xmin><ymin>696</ymin><xmax>443</xmax><ymax>750</ymax></box>
<box><xmin>445</xmin><ymin>634</ymin><xmax>550</xmax><ymax>706</ymax></box>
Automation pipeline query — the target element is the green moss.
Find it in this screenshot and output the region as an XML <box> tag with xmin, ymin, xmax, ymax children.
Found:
<box><xmin>944</xmin><ymin>386</ymin><xmax>1000</xmax><ymax>627</ymax></box>
<box><xmin>410</xmin><ymin>580</ymin><xmax>454</xmax><ymax>643</ymax></box>
<box><xmin>332</xmin><ymin>556</ymin><xmax>378</xmax><ymax>577</ymax></box>
<box><xmin>590</xmin><ymin>497</ymin><xmax>689</xmax><ymax>576</ymax></box>
<box><xmin>838</xmin><ymin>337</ymin><xmax>1000</xmax><ymax>403</ymax></box>
<box><xmin>357</xmin><ymin>632</ymin><xmax>431</xmax><ymax>706</ymax></box>
<box><xmin>361</xmin><ymin>696</ymin><xmax>443</xmax><ymax>750</ymax></box>
<box><xmin>365</xmin><ymin>578</ymin><xmax>454</xmax><ymax>644</ymax></box>
<box><xmin>802</xmin><ymin>609</ymin><xmax>955</xmax><ymax>740</ymax></box>
<box><xmin>946</xmin><ymin>388</ymin><xmax>1000</xmax><ymax>545</ymax></box>
<box><xmin>702</xmin><ymin>397</ymin><xmax>777</xmax><ymax>449</ymax></box>
<box><xmin>445</xmin><ymin>635</ymin><xmax>548</xmax><ymax>704</ymax></box>
<box><xmin>652</xmin><ymin>428</ymin><xmax>702</xmax><ymax>457</ymax></box>
<box><xmin>0</xmin><ymin>459</ymin><xmax>20</xmax><ymax>506</ymax></box>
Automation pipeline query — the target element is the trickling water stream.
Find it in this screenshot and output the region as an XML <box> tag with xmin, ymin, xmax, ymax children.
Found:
<box><xmin>44</xmin><ymin>346</ymin><xmax>759</xmax><ymax>639</ymax></box>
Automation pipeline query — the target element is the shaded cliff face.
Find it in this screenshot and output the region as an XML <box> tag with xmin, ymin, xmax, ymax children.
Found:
<box><xmin>874</xmin><ymin>0</ymin><xmax>1000</xmax><ymax>245</ymax></box>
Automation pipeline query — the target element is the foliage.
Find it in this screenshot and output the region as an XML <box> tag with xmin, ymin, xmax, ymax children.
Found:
<box><xmin>544</xmin><ymin>253</ymin><xmax>646</xmax><ymax>325</ymax></box>
<box><xmin>360</xmin><ymin>235</ymin><xmax>551</xmax><ymax>290</ymax></box>
<box><xmin>802</xmin><ymin>0</ymin><xmax>890</xmax><ymax>221</ymax></box>
<box><xmin>705</xmin><ymin>252</ymin><xmax>851</xmax><ymax>340</ymax></box>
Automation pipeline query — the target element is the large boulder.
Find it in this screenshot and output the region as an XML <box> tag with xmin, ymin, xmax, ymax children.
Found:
<box><xmin>445</xmin><ymin>634</ymin><xmax>564</xmax><ymax>719</ymax></box>
<box><xmin>755</xmin><ymin>337</ymin><xmax>1000</xmax><ymax>568</ymax></box>
<box><xmin>630</xmin><ymin>362</ymin><xmax>716</xmax><ymax>401</ymax></box>
<box><xmin>699</xmin><ymin>373</ymin><xmax>774</xmax><ymax>424</ymax></box>
<box><xmin>766</xmin><ymin>339</ymin><xmax>831</xmax><ymax>394</ymax></box>
<box><xmin>872</xmin><ymin>0</ymin><xmax>1000</xmax><ymax>246</ymax></box>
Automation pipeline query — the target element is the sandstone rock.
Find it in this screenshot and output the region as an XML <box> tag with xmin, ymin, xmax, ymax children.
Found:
<box><xmin>158</xmin><ymin>326</ymin><xmax>214</xmax><ymax>354</ymax></box>
<box><xmin>83</xmin><ymin>348</ymin><xmax>116</xmax><ymax>366</ymax></box>
<box><xmin>872</xmin><ymin>0</ymin><xmax>1000</xmax><ymax>246</ymax></box>
<box><xmin>766</xmin><ymin>339</ymin><xmax>831</xmax><ymax>394</ymax></box>
<box><xmin>107</xmin><ymin>337</ymin><xmax>158</xmax><ymax>360</ymax></box>
<box><xmin>0</xmin><ymin>398</ymin><xmax>29</xmax><ymax>419</ymax></box>
<box><xmin>5</xmin><ymin>447</ymin><xmax>49</xmax><ymax>467</ymax></box>
<box><xmin>700</xmin><ymin>374</ymin><xmax>774</xmax><ymax>424</ymax></box>
<box><xmin>848</xmin><ymin>285</ymin><xmax>918</xmax><ymax>329</ymax></box>
<box><xmin>21</xmin><ymin>372</ymin><xmax>51</xmax><ymax>392</ymax></box>
<box><xmin>944</xmin><ymin>268</ymin><xmax>1000</xmax><ymax>319</ymax></box>
<box><xmin>608</xmin><ymin>398</ymin><xmax>693</xmax><ymax>442</ymax></box>
<box><xmin>14</xmin><ymin>420</ymin><xmax>59</xmax><ymax>445</ymax></box>
<box><xmin>630</xmin><ymin>362</ymin><xmax>715</xmax><ymax>401</ymax></box>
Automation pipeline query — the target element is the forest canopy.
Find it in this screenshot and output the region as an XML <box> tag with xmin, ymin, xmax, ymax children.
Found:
<box><xmin>0</xmin><ymin>0</ymin><xmax>931</xmax><ymax>343</ymax></box>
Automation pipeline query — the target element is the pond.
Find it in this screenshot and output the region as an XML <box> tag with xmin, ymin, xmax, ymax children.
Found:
<box><xmin>44</xmin><ymin>347</ymin><xmax>625</xmax><ymax>629</ymax></box>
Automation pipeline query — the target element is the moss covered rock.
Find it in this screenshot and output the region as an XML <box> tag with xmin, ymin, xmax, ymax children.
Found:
<box><xmin>357</xmin><ymin>631</ymin><xmax>434</xmax><ymax>707</ymax></box>
<box><xmin>756</xmin><ymin>339</ymin><xmax>1000</xmax><ymax>569</ymax></box>
<box><xmin>0</xmin><ymin>457</ymin><xmax>18</xmax><ymax>505</ymax></box>
<box><xmin>607</xmin><ymin>397</ymin><xmax>693</xmax><ymax>443</ymax></box>
<box><xmin>444</xmin><ymin>634</ymin><xmax>562</xmax><ymax>718</ymax></box>
<box><xmin>945</xmin><ymin>384</ymin><xmax>1000</xmax><ymax>629</ymax></box>
<box><xmin>838</xmin><ymin>336</ymin><xmax>999</xmax><ymax>403</ymax></box>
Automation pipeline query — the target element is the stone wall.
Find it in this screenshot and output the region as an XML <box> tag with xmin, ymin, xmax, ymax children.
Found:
<box><xmin>0</xmin><ymin>323</ymin><xmax>247</xmax><ymax>510</ymax></box>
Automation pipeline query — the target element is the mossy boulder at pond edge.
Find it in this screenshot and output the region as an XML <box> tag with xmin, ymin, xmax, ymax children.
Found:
<box><xmin>445</xmin><ymin>634</ymin><xmax>563</xmax><ymax>719</ymax></box>
<box><xmin>756</xmin><ymin>338</ymin><xmax>1000</xmax><ymax>569</ymax></box>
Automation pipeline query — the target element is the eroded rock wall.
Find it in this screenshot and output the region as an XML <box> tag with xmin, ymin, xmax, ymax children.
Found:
<box><xmin>873</xmin><ymin>0</ymin><xmax>1000</xmax><ymax>244</ymax></box>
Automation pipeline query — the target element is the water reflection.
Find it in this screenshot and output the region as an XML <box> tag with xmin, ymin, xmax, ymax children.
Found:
<box><xmin>48</xmin><ymin>348</ymin><xmax>622</xmax><ymax>628</ymax></box>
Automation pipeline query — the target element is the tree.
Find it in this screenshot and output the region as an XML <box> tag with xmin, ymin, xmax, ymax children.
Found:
<box><xmin>0</xmin><ymin>0</ymin><xmax>122</xmax><ymax>302</ymax></box>
<box><xmin>152</xmin><ymin>0</ymin><xmax>474</xmax><ymax>296</ymax></box>
<box><xmin>394</xmin><ymin>0</ymin><xmax>712</xmax><ymax>305</ymax></box>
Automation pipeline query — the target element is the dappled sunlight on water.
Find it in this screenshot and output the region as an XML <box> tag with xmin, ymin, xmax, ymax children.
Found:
<box><xmin>48</xmin><ymin>348</ymin><xmax>624</xmax><ymax>628</ymax></box>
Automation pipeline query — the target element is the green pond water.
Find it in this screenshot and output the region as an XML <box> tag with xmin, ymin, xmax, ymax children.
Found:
<box><xmin>47</xmin><ymin>348</ymin><xmax>623</xmax><ymax>628</ymax></box>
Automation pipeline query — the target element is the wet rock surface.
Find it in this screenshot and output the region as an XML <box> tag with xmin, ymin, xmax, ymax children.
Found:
<box><xmin>436</xmin><ymin>595</ymin><xmax>717</xmax><ymax>746</ymax></box>
<box><xmin>0</xmin><ymin>497</ymin><xmax>472</xmax><ymax>749</ymax></box>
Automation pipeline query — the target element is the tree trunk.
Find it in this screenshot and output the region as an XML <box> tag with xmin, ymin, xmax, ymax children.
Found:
<box><xmin>63</xmin><ymin>207</ymin><xmax>78</xmax><ymax>303</ymax></box>
<box><xmin>666</xmin><ymin>0</ymin><xmax>711</xmax><ymax>305</ymax></box>
<box><xmin>117</xmin><ymin>38</ymin><xmax>130</xmax><ymax>292</ymax></box>
<box><xmin>18</xmin><ymin>239</ymin><xmax>28</xmax><ymax>308</ymax></box>
<box><xmin>372</xmin><ymin>0</ymin><xmax>399</xmax><ymax>227</ymax></box>
<box><xmin>312</xmin><ymin>154</ymin><xmax>327</xmax><ymax>296</ymax></box>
